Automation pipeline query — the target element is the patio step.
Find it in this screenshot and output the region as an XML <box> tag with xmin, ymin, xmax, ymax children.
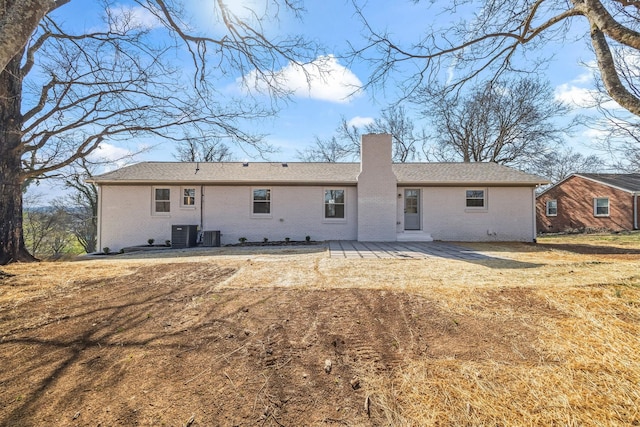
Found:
<box><xmin>396</xmin><ymin>230</ymin><xmax>433</xmax><ymax>242</ymax></box>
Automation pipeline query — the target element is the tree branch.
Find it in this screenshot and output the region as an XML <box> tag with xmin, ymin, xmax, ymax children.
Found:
<box><xmin>590</xmin><ymin>24</ymin><xmax>640</xmax><ymax>115</ymax></box>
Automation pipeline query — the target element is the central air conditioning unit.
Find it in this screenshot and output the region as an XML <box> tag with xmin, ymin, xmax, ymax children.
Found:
<box><xmin>171</xmin><ymin>225</ymin><xmax>198</xmax><ymax>248</ymax></box>
<box><xmin>202</xmin><ymin>230</ymin><xmax>221</xmax><ymax>247</ymax></box>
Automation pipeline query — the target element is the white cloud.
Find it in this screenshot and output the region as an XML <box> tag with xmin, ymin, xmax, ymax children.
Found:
<box><xmin>241</xmin><ymin>55</ymin><xmax>363</xmax><ymax>103</ymax></box>
<box><xmin>89</xmin><ymin>143</ymin><xmax>137</xmax><ymax>171</ymax></box>
<box><xmin>572</xmin><ymin>71</ymin><xmax>593</xmax><ymax>85</ymax></box>
<box><xmin>555</xmin><ymin>82</ymin><xmax>623</xmax><ymax>111</ymax></box>
<box><xmin>347</xmin><ymin>116</ymin><xmax>375</xmax><ymax>128</ymax></box>
<box><xmin>582</xmin><ymin>127</ymin><xmax>609</xmax><ymax>140</ymax></box>
<box><xmin>554</xmin><ymin>83</ymin><xmax>597</xmax><ymax>108</ymax></box>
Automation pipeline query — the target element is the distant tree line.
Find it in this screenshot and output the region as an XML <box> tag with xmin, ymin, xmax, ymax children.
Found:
<box><xmin>298</xmin><ymin>77</ymin><xmax>606</xmax><ymax>182</ymax></box>
<box><xmin>23</xmin><ymin>163</ymin><xmax>97</xmax><ymax>259</ymax></box>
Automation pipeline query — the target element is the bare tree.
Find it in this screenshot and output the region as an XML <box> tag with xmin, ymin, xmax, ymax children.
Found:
<box><xmin>367</xmin><ymin>106</ymin><xmax>425</xmax><ymax>162</ymax></box>
<box><xmin>22</xmin><ymin>194</ymin><xmax>53</xmax><ymax>257</ymax></box>
<box><xmin>424</xmin><ymin>78</ymin><xmax>570</xmax><ymax>168</ymax></box>
<box><xmin>585</xmin><ymin>111</ymin><xmax>640</xmax><ymax>172</ymax></box>
<box><xmin>23</xmin><ymin>202</ymin><xmax>74</xmax><ymax>259</ymax></box>
<box><xmin>526</xmin><ymin>147</ymin><xmax>604</xmax><ymax>184</ymax></box>
<box><xmin>298</xmin><ymin>105</ymin><xmax>426</xmax><ymax>162</ymax></box>
<box><xmin>354</xmin><ymin>0</ymin><xmax>640</xmax><ymax>117</ymax></box>
<box><xmin>297</xmin><ymin>136</ymin><xmax>356</xmax><ymax>162</ymax></box>
<box><xmin>586</xmin><ymin>72</ymin><xmax>640</xmax><ymax>171</ymax></box>
<box><xmin>60</xmin><ymin>161</ymin><xmax>98</xmax><ymax>254</ymax></box>
<box><xmin>0</xmin><ymin>0</ymin><xmax>317</xmax><ymax>265</ymax></box>
<box><xmin>174</xmin><ymin>138</ymin><xmax>234</xmax><ymax>162</ymax></box>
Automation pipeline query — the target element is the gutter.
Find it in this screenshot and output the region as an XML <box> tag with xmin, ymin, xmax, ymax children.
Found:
<box><xmin>90</xmin><ymin>180</ymin><xmax>359</xmax><ymax>187</ymax></box>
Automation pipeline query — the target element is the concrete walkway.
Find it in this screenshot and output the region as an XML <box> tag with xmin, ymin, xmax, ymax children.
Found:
<box><xmin>328</xmin><ymin>241</ymin><xmax>489</xmax><ymax>260</ymax></box>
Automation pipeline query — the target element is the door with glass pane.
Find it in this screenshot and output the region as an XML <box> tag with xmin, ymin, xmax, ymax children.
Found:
<box><xmin>404</xmin><ymin>189</ymin><xmax>420</xmax><ymax>230</ymax></box>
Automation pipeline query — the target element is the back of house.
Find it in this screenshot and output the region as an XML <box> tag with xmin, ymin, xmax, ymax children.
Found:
<box><xmin>91</xmin><ymin>134</ymin><xmax>548</xmax><ymax>252</ymax></box>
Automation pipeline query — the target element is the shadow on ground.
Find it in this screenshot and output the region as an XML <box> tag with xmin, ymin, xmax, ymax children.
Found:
<box><xmin>538</xmin><ymin>243</ymin><xmax>640</xmax><ymax>255</ymax></box>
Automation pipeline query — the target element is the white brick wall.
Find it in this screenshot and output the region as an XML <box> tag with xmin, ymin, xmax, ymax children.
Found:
<box><xmin>421</xmin><ymin>186</ymin><xmax>536</xmax><ymax>241</ymax></box>
<box><xmin>357</xmin><ymin>134</ymin><xmax>398</xmax><ymax>241</ymax></box>
<box><xmin>201</xmin><ymin>185</ymin><xmax>357</xmax><ymax>245</ymax></box>
<box><xmin>97</xmin><ymin>184</ymin><xmax>358</xmax><ymax>251</ymax></box>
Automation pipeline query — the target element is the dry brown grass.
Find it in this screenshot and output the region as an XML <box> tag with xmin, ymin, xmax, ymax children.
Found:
<box><xmin>360</xmin><ymin>282</ymin><xmax>640</xmax><ymax>426</ymax></box>
<box><xmin>2</xmin><ymin>234</ymin><xmax>639</xmax><ymax>425</ymax></box>
<box><xmin>352</xmin><ymin>235</ymin><xmax>640</xmax><ymax>426</ymax></box>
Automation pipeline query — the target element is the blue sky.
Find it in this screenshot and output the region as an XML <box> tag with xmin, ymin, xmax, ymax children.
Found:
<box><xmin>43</xmin><ymin>1</ymin><xmax>606</xmax><ymax>166</ymax></box>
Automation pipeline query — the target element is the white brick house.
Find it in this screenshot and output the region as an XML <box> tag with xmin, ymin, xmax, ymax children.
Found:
<box><xmin>91</xmin><ymin>134</ymin><xmax>548</xmax><ymax>250</ymax></box>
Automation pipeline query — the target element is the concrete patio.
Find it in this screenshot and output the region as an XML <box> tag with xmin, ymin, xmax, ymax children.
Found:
<box><xmin>328</xmin><ymin>241</ymin><xmax>490</xmax><ymax>260</ymax></box>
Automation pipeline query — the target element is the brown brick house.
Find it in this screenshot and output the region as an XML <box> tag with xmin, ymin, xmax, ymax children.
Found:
<box><xmin>537</xmin><ymin>173</ymin><xmax>640</xmax><ymax>233</ymax></box>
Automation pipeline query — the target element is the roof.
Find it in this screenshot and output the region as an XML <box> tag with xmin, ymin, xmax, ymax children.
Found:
<box><xmin>576</xmin><ymin>173</ymin><xmax>640</xmax><ymax>192</ymax></box>
<box><xmin>90</xmin><ymin>161</ymin><xmax>548</xmax><ymax>186</ymax></box>
<box><xmin>538</xmin><ymin>173</ymin><xmax>640</xmax><ymax>197</ymax></box>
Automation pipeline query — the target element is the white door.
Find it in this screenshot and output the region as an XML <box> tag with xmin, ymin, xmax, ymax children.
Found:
<box><xmin>404</xmin><ymin>189</ymin><xmax>420</xmax><ymax>230</ymax></box>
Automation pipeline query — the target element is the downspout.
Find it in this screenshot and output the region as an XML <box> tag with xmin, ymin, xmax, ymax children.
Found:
<box><xmin>634</xmin><ymin>193</ymin><xmax>638</xmax><ymax>230</ymax></box>
<box><xmin>96</xmin><ymin>184</ymin><xmax>103</xmax><ymax>252</ymax></box>
<box><xmin>200</xmin><ymin>185</ymin><xmax>204</xmax><ymax>231</ymax></box>
<box><xmin>532</xmin><ymin>187</ymin><xmax>537</xmax><ymax>242</ymax></box>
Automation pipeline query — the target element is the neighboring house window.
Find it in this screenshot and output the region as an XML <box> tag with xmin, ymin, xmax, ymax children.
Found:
<box><xmin>594</xmin><ymin>197</ymin><xmax>610</xmax><ymax>216</ymax></box>
<box><xmin>546</xmin><ymin>200</ymin><xmax>558</xmax><ymax>216</ymax></box>
<box><xmin>154</xmin><ymin>188</ymin><xmax>170</xmax><ymax>213</ymax></box>
<box><xmin>252</xmin><ymin>188</ymin><xmax>271</xmax><ymax>215</ymax></box>
<box><xmin>324</xmin><ymin>189</ymin><xmax>345</xmax><ymax>219</ymax></box>
<box><xmin>182</xmin><ymin>187</ymin><xmax>196</xmax><ymax>207</ymax></box>
<box><xmin>466</xmin><ymin>189</ymin><xmax>486</xmax><ymax>208</ymax></box>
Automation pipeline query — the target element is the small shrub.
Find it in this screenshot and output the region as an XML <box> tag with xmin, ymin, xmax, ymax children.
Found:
<box><xmin>305</xmin><ymin>235</ymin><xmax>311</xmax><ymax>242</ymax></box>
<box><xmin>239</xmin><ymin>237</ymin><xmax>247</xmax><ymax>244</ymax></box>
<box><xmin>263</xmin><ymin>237</ymin><xmax>269</xmax><ymax>243</ymax></box>
<box><xmin>103</xmin><ymin>247</ymin><xmax>111</xmax><ymax>254</ymax></box>
<box><xmin>285</xmin><ymin>237</ymin><xmax>291</xmax><ymax>243</ymax></box>
<box><xmin>147</xmin><ymin>238</ymin><xmax>155</xmax><ymax>246</ymax></box>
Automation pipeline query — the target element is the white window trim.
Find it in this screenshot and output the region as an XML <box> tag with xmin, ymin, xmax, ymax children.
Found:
<box><xmin>251</xmin><ymin>187</ymin><xmax>272</xmax><ymax>218</ymax></box>
<box><xmin>323</xmin><ymin>187</ymin><xmax>347</xmax><ymax>223</ymax></box>
<box><xmin>180</xmin><ymin>187</ymin><xmax>197</xmax><ymax>209</ymax></box>
<box><xmin>152</xmin><ymin>186</ymin><xmax>171</xmax><ymax>216</ymax></box>
<box><xmin>593</xmin><ymin>197</ymin><xmax>610</xmax><ymax>217</ymax></box>
<box><xmin>546</xmin><ymin>199</ymin><xmax>558</xmax><ymax>217</ymax></box>
<box><xmin>465</xmin><ymin>188</ymin><xmax>488</xmax><ymax>212</ymax></box>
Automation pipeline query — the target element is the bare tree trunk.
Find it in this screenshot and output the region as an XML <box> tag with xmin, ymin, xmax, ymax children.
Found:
<box><xmin>0</xmin><ymin>55</ymin><xmax>36</xmax><ymax>264</ymax></box>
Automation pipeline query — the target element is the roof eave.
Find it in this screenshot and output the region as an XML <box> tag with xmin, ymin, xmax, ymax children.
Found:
<box><xmin>92</xmin><ymin>179</ymin><xmax>359</xmax><ymax>186</ymax></box>
<box><xmin>397</xmin><ymin>181</ymin><xmax>547</xmax><ymax>187</ymax></box>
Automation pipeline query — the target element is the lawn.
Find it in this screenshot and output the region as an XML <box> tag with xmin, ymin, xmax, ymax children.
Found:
<box><xmin>0</xmin><ymin>233</ymin><xmax>639</xmax><ymax>426</ymax></box>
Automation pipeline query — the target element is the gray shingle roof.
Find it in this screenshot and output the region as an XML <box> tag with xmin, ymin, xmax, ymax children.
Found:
<box><xmin>577</xmin><ymin>173</ymin><xmax>640</xmax><ymax>192</ymax></box>
<box><xmin>91</xmin><ymin>161</ymin><xmax>548</xmax><ymax>186</ymax></box>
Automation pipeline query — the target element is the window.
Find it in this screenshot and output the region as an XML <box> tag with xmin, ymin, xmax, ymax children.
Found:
<box><xmin>546</xmin><ymin>199</ymin><xmax>558</xmax><ymax>216</ymax></box>
<box><xmin>154</xmin><ymin>188</ymin><xmax>170</xmax><ymax>213</ymax></box>
<box><xmin>594</xmin><ymin>198</ymin><xmax>609</xmax><ymax>216</ymax></box>
<box><xmin>324</xmin><ymin>189</ymin><xmax>345</xmax><ymax>219</ymax></box>
<box><xmin>182</xmin><ymin>188</ymin><xmax>196</xmax><ymax>207</ymax></box>
<box><xmin>252</xmin><ymin>188</ymin><xmax>271</xmax><ymax>215</ymax></box>
<box><xmin>466</xmin><ymin>189</ymin><xmax>486</xmax><ymax>208</ymax></box>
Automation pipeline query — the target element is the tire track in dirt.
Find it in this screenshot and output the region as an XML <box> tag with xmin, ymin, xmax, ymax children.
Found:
<box><xmin>1</xmin><ymin>262</ymin><xmax>556</xmax><ymax>426</ymax></box>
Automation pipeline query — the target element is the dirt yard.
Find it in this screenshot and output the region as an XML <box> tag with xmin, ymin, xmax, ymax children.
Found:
<box><xmin>1</xmin><ymin>236</ymin><xmax>639</xmax><ymax>426</ymax></box>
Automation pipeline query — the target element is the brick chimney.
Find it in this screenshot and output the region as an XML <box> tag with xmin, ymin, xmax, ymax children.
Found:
<box><xmin>357</xmin><ymin>134</ymin><xmax>398</xmax><ymax>241</ymax></box>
